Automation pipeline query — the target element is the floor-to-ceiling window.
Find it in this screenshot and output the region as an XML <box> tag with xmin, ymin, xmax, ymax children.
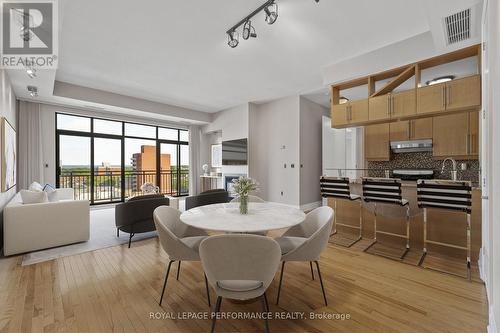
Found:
<box><xmin>56</xmin><ymin>113</ymin><xmax>189</xmax><ymax>205</ymax></box>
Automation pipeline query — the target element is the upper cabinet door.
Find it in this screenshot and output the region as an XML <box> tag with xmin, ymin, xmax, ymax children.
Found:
<box><xmin>469</xmin><ymin>110</ymin><xmax>479</xmax><ymax>156</ymax></box>
<box><xmin>364</xmin><ymin>123</ymin><xmax>390</xmax><ymax>161</ymax></box>
<box><xmin>332</xmin><ymin>104</ymin><xmax>349</xmax><ymax>127</ymax></box>
<box><xmin>368</xmin><ymin>95</ymin><xmax>390</xmax><ymax>121</ymax></box>
<box><xmin>446</xmin><ymin>75</ymin><xmax>481</xmax><ymax>111</ymax></box>
<box><xmin>417</xmin><ymin>83</ymin><xmax>446</xmax><ymax>115</ymax></box>
<box><xmin>410</xmin><ymin>118</ymin><xmax>433</xmax><ymax>140</ymax></box>
<box><xmin>389</xmin><ymin>121</ymin><xmax>409</xmax><ymax>141</ymax></box>
<box><xmin>350</xmin><ymin>99</ymin><xmax>369</xmax><ymax>124</ymax></box>
<box><xmin>392</xmin><ymin>90</ymin><xmax>416</xmax><ymax>118</ymax></box>
<box><xmin>433</xmin><ymin>112</ymin><xmax>469</xmax><ymax>158</ymax></box>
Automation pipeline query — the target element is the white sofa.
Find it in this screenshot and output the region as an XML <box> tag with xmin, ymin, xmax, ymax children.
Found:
<box><xmin>3</xmin><ymin>188</ymin><xmax>90</xmax><ymax>256</ymax></box>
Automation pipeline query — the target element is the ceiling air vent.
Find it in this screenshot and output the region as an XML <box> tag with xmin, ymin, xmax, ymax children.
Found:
<box><xmin>444</xmin><ymin>8</ymin><xmax>471</xmax><ymax>45</ymax></box>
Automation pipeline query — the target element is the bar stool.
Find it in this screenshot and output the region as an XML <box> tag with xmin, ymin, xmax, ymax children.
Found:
<box><xmin>416</xmin><ymin>179</ymin><xmax>473</xmax><ymax>280</ymax></box>
<box><xmin>320</xmin><ymin>176</ymin><xmax>363</xmax><ymax>247</ymax></box>
<box><xmin>362</xmin><ymin>177</ymin><xmax>410</xmax><ymax>260</ymax></box>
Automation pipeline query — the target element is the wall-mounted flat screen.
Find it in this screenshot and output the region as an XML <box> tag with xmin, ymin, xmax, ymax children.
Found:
<box><xmin>222</xmin><ymin>139</ymin><xmax>247</xmax><ymax>165</ymax></box>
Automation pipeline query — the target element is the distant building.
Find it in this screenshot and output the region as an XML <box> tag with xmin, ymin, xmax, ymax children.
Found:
<box><xmin>131</xmin><ymin>146</ymin><xmax>171</xmax><ymax>192</ymax></box>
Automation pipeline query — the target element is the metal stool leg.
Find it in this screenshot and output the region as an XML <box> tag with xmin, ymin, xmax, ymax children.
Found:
<box><xmin>418</xmin><ymin>208</ymin><xmax>428</xmax><ymax>266</ymax></box>
<box><xmin>466</xmin><ymin>212</ymin><xmax>471</xmax><ymax>281</ymax></box>
<box><xmin>400</xmin><ymin>205</ymin><xmax>410</xmax><ymax>259</ymax></box>
<box><xmin>331</xmin><ymin>199</ymin><xmax>338</xmax><ymax>236</ymax></box>
<box><xmin>364</xmin><ymin>202</ymin><xmax>377</xmax><ymax>252</ymax></box>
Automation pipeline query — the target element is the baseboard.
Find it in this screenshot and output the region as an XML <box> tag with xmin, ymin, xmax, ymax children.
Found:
<box><xmin>479</xmin><ymin>247</ymin><xmax>485</xmax><ymax>282</ymax></box>
<box><xmin>300</xmin><ymin>201</ymin><xmax>322</xmax><ymax>212</ymax></box>
<box><xmin>488</xmin><ymin>305</ymin><xmax>498</xmax><ymax>333</ymax></box>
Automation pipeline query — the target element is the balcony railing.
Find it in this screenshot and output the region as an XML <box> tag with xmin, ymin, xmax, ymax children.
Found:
<box><xmin>58</xmin><ymin>169</ymin><xmax>189</xmax><ymax>204</ymax></box>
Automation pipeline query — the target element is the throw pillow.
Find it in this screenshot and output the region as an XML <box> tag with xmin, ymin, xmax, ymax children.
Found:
<box><xmin>20</xmin><ymin>190</ymin><xmax>49</xmax><ymax>204</ymax></box>
<box><xmin>42</xmin><ymin>184</ymin><xmax>59</xmax><ymax>202</ymax></box>
<box><xmin>28</xmin><ymin>181</ymin><xmax>44</xmax><ymax>192</ymax></box>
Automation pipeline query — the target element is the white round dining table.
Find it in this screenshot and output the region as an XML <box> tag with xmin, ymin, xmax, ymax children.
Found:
<box><xmin>180</xmin><ymin>202</ymin><xmax>306</xmax><ymax>233</ymax></box>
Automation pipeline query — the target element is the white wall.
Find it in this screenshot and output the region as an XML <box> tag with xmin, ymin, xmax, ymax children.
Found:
<box><xmin>250</xmin><ymin>96</ymin><xmax>301</xmax><ymax>206</ymax></box>
<box><xmin>299</xmin><ymin>97</ymin><xmax>329</xmax><ymax>206</ymax></box>
<box><xmin>485</xmin><ymin>0</ymin><xmax>500</xmax><ymax>331</ymax></box>
<box><xmin>203</xmin><ymin>104</ymin><xmax>250</xmax><ymax>176</ymax></box>
<box><xmin>0</xmin><ymin>70</ymin><xmax>17</xmax><ymax>251</ymax></box>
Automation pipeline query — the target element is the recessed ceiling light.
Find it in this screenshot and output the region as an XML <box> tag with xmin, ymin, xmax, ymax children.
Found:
<box><xmin>426</xmin><ymin>75</ymin><xmax>455</xmax><ymax>86</ymax></box>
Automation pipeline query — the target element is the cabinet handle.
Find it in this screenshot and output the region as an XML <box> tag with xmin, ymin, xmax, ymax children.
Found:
<box><xmin>466</xmin><ymin>133</ymin><xmax>470</xmax><ymax>155</ymax></box>
<box><xmin>409</xmin><ymin>121</ymin><xmax>412</xmax><ymax>139</ymax></box>
<box><xmin>391</xmin><ymin>96</ymin><xmax>394</xmax><ymax>116</ymax></box>
<box><xmin>387</xmin><ymin>95</ymin><xmax>390</xmax><ymax>116</ymax></box>
<box><xmin>447</xmin><ymin>86</ymin><xmax>451</xmax><ymax>106</ymax></box>
<box><xmin>441</xmin><ymin>85</ymin><xmax>446</xmax><ymax>108</ymax></box>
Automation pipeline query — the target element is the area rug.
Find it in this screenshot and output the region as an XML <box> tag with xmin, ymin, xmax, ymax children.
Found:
<box><xmin>21</xmin><ymin>207</ymin><xmax>157</xmax><ymax>266</ymax></box>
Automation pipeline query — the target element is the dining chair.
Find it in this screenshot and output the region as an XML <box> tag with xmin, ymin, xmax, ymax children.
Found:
<box><xmin>200</xmin><ymin>234</ymin><xmax>281</xmax><ymax>333</ymax></box>
<box><xmin>153</xmin><ymin>206</ymin><xmax>211</xmax><ymax>307</ymax></box>
<box><xmin>230</xmin><ymin>195</ymin><xmax>265</xmax><ymax>203</ymax></box>
<box><xmin>274</xmin><ymin>206</ymin><xmax>334</xmax><ymax>306</ymax></box>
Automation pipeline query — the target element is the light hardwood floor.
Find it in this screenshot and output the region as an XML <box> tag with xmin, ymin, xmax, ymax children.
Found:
<box><xmin>0</xmin><ymin>237</ymin><xmax>488</xmax><ymax>333</ymax></box>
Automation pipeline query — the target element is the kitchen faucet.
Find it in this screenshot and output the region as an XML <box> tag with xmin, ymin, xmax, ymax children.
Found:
<box><xmin>441</xmin><ymin>158</ymin><xmax>458</xmax><ymax>181</ymax></box>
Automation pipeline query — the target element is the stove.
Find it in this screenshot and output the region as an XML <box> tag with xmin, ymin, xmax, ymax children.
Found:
<box><xmin>392</xmin><ymin>169</ymin><xmax>435</xmax><ymax>181</ymax></box>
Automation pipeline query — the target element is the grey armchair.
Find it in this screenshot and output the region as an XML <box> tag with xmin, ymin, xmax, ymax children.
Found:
<box><xmin>200</xmin><ymin>234</ymin><xmax>281</xmax><ymax>333</ymax></box>
<box><xmin>153</xmin><ymin>206</ymin><xmax>210</xmax><ymax>307</ymax></box>
<box><xmin>274</xmin><ymin>206</ymin><xmax>334</xmax><ymax>306</ymax></box>
<box><xmin>185</xmin><ymin>190</ymin><xmax>230</xmax><ymax>211</ymax></box>
<box><xmin>115</xmin><ymin>194</ymin><xmax>169</xmax><ymax>248</ymax></box>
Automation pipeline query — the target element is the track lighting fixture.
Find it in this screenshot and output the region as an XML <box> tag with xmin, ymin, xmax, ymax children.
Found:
<box><xmin>264</xmin><ymin>3</ymin><xmax>278</xmax><ymax>25</ymax></box>
<box><xmin>242</xmin><ymin>20</ymin><xmax>257</xmax><ymax>40</ymax></box>
<box><xmin>27</xmin><ymin>85</ymin><xmax>38</xmax><ymax>97</ymax></box>
<box><xmin>227</xmin><ymin>30</ymin><xmax>239</xmax><ymax>48</ymax></box>
<box><xmin>226</xmin><ymin>0</ymin><xmax>316</xmax><ymax>48</ymax></box>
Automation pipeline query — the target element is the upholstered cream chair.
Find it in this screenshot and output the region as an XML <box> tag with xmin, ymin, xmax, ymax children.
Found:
<box><xmin>274</xmin><ymin>206</ymin><xmax>334</xmax><ymax>306</ymax></box>
<box><xmin>153</xmin><ymin>206</ymin><xmax>211</xmax><ymax>306</ymax></box>
<box><xmin>200</xmin><ymin>234</ymin><xmax>281</xmax><ymax>333</ymax></box>
<box><xmin>230</xmin><ymin>195</ymin><xmax>265</xmax><ymax>203</ymax></box>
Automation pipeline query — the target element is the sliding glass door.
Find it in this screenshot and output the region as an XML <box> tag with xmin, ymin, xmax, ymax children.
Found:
<box><xmin>93</xmin><ymin>137</ymin><xmax>123</xmax><ymax>203</ymax></box>
<box><xmin>56</xmin><ymin>113</ymin><xmax>189</xmax><ymax>205</ymax></box>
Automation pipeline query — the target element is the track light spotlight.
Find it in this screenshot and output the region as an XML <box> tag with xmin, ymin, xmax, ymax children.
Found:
<box><xmin>27</xmin><ymin>85</ymin><xmax>38</xmax><ymax>97</ymax></box>
<box><xmin>242</xmin><ymin>20</ymin><xmax>257</xmax><ymax>40</ymax></box>
<box><xmin>227</xmin><ymin>30</ymin><xmax>239</xmax><ymax>48</ymax></box>
<box><xmin>264</xmin><ymin>2</ymin><xmax>278</xmax><ymax>25</ymax></box>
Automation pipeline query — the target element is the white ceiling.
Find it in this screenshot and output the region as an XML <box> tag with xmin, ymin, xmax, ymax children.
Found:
<box><xmin>54</xmin><ymin>0</ymin><xmax>432</xmax><ymax>112</ymax></box>
<box><xmin>6</xmin><ymin>0</ymin><xmax>483</xmax><ymax>120</ymax></box>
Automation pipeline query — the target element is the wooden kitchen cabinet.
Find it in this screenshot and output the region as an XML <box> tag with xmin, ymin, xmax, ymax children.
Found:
<box><xmin>332</xmin><ymin>99</ymin><xmax>369</xmax><ymax>127</ymax></box>
<box><xmin>369</xmin><ymin>95</ymin><xmax>390</xmax><ymax>121</ymax></box>
<box><xmin>417</xmin><ymin>83</ymin><xmax>445</xmax><ymax>115</ymax></box>
<box><xmin>433</xmin><ymin>112</ymin><xmax>469</xmax><ymax>158</ymax></box>
<box><xmin>392</xmin><ymin>90</ymin><xmax>416</xmax><ymax>118</ymax></box>
<box><xmin>365</xmin><ymin>123</ymin><xmax>390</xmax><ymax>161</ymax></box>
<box><xmin>469</xmin><ymin>110</ymin><xmax>479</xmax><ymax>156</ymax></box>
<box><xmin>390</xmin><ymin>117</ymin><xmax>433</xmax><ymax>141</ymax></box>
<box><xmin>350</xmin><ymin>99</ymin><xmax>369</xmax><ymax>123</ymax></box>
<box><xmin>410</xmin><ymin>118</ymin><xmax>433</xmax><ymax>140</ymax></box>
<box><xmin>446</xmin><ymin>75</ymin><xmax>481</xmax><ymax>111</ymax></box>
<box><xmin>417</xmin><ymin>75</ymin><xmax>481</xmax><ymax>115</ymax></box>
<box><xmin>390</xmin><ymin>121</ymin><xmax>410</xmax><ymax>141</ymax></box>
<box><xmin>332</xmin><ymin>103</ymin><xmax>349</xmax><ymax>127</ymax></box>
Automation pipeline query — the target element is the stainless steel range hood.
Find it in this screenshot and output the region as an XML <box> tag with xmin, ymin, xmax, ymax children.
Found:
<box><xmin>390</xmin><ymin>139</ymin><xmax>433</xmax><ymax>153</ymax></box>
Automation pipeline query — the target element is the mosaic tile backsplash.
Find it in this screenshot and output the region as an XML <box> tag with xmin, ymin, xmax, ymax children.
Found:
<box><xmin>367</xmin><ymin>152</ymin><xmax>480</xmax><ymax>185</ymax></box>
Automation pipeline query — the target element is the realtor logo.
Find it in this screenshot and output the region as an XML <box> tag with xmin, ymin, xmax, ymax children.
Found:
<box><xmin>1</xmin><ymin>0</ymin><xmax>58</xmax><ymax>69</ymax></box>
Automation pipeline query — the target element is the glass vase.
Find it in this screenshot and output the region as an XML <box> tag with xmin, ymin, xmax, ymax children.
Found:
<box><xmin>239</xmin><ymin>195</ymin><xmax>248</xmax><ymax>215</ymax></box>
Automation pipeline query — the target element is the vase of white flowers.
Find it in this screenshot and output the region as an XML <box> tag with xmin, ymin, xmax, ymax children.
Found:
<box><xmin>231</xmin><ymin>176</ymin><xmax>259</xmax><ymax>214</ymax></box>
